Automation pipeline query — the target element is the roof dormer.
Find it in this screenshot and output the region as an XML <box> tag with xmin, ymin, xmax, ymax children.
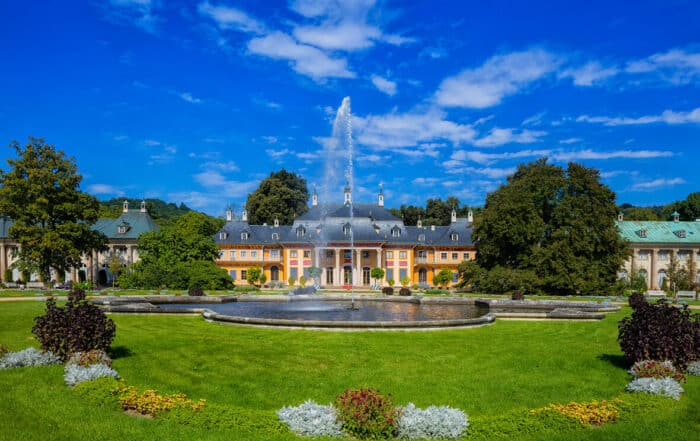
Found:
<box><xmin>636</xmin><ymin>229</ymin><xmax>647</xmax><ymax>238</ymax></box>
<box><xmin>117</xmin><ymin>221</ymin><xmax>130</xmax><ymax>234</ymax></box>
<box><xmin>391</xmin><ymin>225</ymin><xmax>401</xmax><ymax>237</ymax></box>
<box><xmin>675</xmin><ymin>229</ymin><xmax>686</xmax><ymax>238</ymax></box>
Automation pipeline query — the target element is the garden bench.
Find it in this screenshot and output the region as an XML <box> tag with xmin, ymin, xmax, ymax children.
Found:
<box><xmin>646</xmin><ymin>290</ymin><xmax>666</xmax><ymax>297</ymax></box>
<box><xmin>676</xmin><ymin>291</ymin><xmax>697</xmax><ymax>300</ymax></box>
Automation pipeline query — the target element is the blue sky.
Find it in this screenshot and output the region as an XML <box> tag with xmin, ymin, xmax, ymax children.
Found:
<box><xmin>1</xmin><ymin>1</ymin><xmax>699</xmax><ymax>215</ymax></box>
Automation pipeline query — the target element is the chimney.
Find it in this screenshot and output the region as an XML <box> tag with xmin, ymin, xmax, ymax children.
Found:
<box><xmin>451</xmin><ymin>209</ymin><xmax>457</xmax><ymax>223</ymax></box>
<box><xmin>122</xmin><ymin>200</ymin><xmax>129</xmax><ymax>213</ymax></box>
<box><xmin>242</xmin><ymin>209</ymin><xmax>248</xmax><ymax>222</ymax></box>
<box><xmin>225</xmin><ymin>205</ymin><xmax>233</xmax><ymax>222</ymax></box>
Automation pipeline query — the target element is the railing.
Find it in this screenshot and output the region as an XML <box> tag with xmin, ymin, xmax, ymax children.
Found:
<box><xmin>218</xmin><ymin>255</ymin><xmax>283</xmax><ymax>262</ymax></box>
<box><xmin>414</xmin><ymin>257</ymin><xmax>432</xmax><ymax>263</ymax></box>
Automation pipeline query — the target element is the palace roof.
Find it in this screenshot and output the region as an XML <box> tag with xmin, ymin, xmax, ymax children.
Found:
<box><xmin>616</xmin><ymin>220</ymin><xmax>700</xmax><ymax>244</ymax></box>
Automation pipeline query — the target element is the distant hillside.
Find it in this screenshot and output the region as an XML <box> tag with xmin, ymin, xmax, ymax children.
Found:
<box><xmin>619</xmin><ymin>191</ymin><xmax>700</xmax><ymax>221</ymax></box>
<box><xmin>99</xmin><ymin>198</ymin><xmax>193</xmax><ymax>225</ymax></box>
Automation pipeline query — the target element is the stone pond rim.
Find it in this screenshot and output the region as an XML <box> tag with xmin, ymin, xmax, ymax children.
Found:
<box><xmin>91</xmin><ymin>295</ymin><xmax>620</xmax><ymax>330</ymax></box>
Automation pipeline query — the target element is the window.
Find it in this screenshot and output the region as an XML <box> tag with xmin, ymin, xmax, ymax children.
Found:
<box><xmin>303</xmin><ymin>250</ymin><xmax>310</xmax><ymax>258</ymax></box>
<box><xmin>675</xmin><ymin>230</ymin><xmax>686</xmax><ymax>238</ymax></box>
<box><xmin>391</xmin><ymin>227</ymin><xmax>401</xmax><ymax>237</ymax></box>
<box><xmin>219</xmin><ymin>231</ymin><xmax>227</xmax><ymax>240</ymax></box>
<box><xmin>291</xmin><ymin>250</ymin><xmax>297</xmax><ymax>258</ymax></box>
<box><xmin>452</xmin><ymin>252</ymin><xmax>458</xmax><ymax>260</ymax></box>
<box><xmin>386</xmin><ymin>269</ymin><xmax>393</xmax><ymax>281</ymax></box>
<box><xmin>399</xmin><ymin>269</ymin><xmax>407</xmax><ymax>281</ymax></box>
<box><xmin>658</xmin><ymin>251</ymin><xmax>669</xmax><ymax>261</ymax></box>
<box><xmin>638</xmin><ymin>251</ymin><xmax>648</xmax><ymax>260</ymax></box>
<box><xmin>241</xmin><ymin>232</ymin><xmax>249</xmax><ymax>240</ymax></box>
<box><xmin>290</xmin><ymin>268</ymin><xmax>298</xmax><ymax>280</ymax></box>
<box><xmin>344</xmin><ymin>250</ymin><xmax>352</xmax><ymax>259</ymax></box>
<box><xmin>463</xmin><ymin>252</ymin><xmax>470</xmax><ymax>260</ymax></box>
<box><xmin>326</xmin><ymin>250</ymin><xmax>334</xmax><ymax>258</ymax></box>
<box><xmin>451</xmin><ymin>233</ymin><xmax>458</xmax><ymax>241</ymax></box>
<box><xmin>637</xmin><ymin>229</ymin><xmax>647</xmax><ymax>238</ymax></box>
<box><xmin>399</xmin><ymin>251</ymin><xmax>407</xmax><ymax>259</ymax></box>
<box><xmin>343</xmin><ymin>224</ymin><xmax>351</xmax><ymax>235</ymax></box>
<box><xmin>417</xmin><ymin>250</ymin><xmax>427</xmax><ymax>258</ymax></box>
<box><xmin>296</xmin><ymin>226</ymin><xmax>306</xmax><ymax>237</ymax></box>
<box><xmin>386</xmin><ymin>251</ymin><xmax>393</xmax><ymax>258</ymax></box>
<box><xmin>272</xmin><ymin>233</ymin><xmax>279</xmax><ymax>240</ymax></box>
<box><xmin>418</xmin><ymin>234</ymin><xmax>425</xmax><ymax>242</ymax></box>
<box><xmin>362</xmin><ymin>251</ymin><xmax>370</xmax><ymax>258</ymax></box>
<box><xmin>251</xmin><ymin>251</ymin><xmax>257</xmax><ymax>258</ymax></box>
<box><xmin>240</xmin><ymin>250</ymin><xmax>247</xmax><ymax>258</ymax></box>
<box><xmin>241</xmin><ymin>270</ymin><xmax>247</xmax><ymax>280</ymax></box>
<box><xmin>229</xmin><ymin>270</ymin><xmax>236</xmax><ymax>280</ymax></box>
<box><xmin>270</xmin><ymin>249</ymin><xmax>280</xmax><ymax>258</ymax></box>
<box><xmin>441</xmin><ymin>252</ymin><xmax>448</xmax><ymax>260</ymax></box>
<box><xmin>229</xmin><ymin>250</ymin><xmax>235</xmax><ymax>259</ymax></box>
<box><xmin>452</xmin><ymin>272</ymin><xmax>459</xmax><ymax>283</ymax></box>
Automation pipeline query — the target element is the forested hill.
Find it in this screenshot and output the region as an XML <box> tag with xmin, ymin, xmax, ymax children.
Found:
<box><xmin>619</xmin><ymin>192</ymin><xmax>700</xmax><ymax>221</ymax></box>
<box><xmin>99</xmin><ymin>198</ymin><xmax>194</xmax><ymax>224</ymax></box>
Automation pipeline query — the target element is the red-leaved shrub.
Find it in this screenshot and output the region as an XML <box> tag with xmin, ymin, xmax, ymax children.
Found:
<box><xmin>335</xmin><ymin>388</ymin><xmax>397</xmax><ymax>439</ymax></box>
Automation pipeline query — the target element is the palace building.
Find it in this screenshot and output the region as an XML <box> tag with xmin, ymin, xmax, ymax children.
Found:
<box><xmin>616</xmin><ymin>211</ymin><xmax>700</xmax><ymax>290</ymax></box>
<box><xmin>214</xmin><ymin>185</ymin><xmax>476</xmax><ymax>287</ymax></box>
<box><xmin>0</xmin><ymin>200</ymin><xmax>158</xmax><ymax>286</ymax></box>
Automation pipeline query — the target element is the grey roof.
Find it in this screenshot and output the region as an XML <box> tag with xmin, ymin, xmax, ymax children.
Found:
<box><xmin>0</xmin><ymin>211</ymin><xmax>158</xmax><ymax>241</ymax></box>
<box><xmin>215</xmin><ymin>204</ymin><xmax>474</xmax><ymax>247</ymax></box>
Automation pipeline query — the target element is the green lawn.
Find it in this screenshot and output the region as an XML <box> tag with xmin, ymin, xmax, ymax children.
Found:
<box><xmin>0</xmin><ymin>302</ymin><xmax>698</xmax><ymax>440</ymax></box>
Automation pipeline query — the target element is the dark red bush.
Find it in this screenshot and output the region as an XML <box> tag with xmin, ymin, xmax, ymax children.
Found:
<box><xmin>188</xmin><ymin>287</ymin><xmax>204</xmax><ymax>296</ymax></box>
<box><xmin>399</xmin><ymin>287</ymin><xmax>411</xmax><ymax>296</ymax></box>
<box><xmin>511</xmin><ymin>291</ymin><xmax>524</xmax><ymax>300</ymax></box>
<box><xmin>618</xmin><ymin>297</ymin><xmax>700</xmax><ymax>368</ymax></box>
<box><xmin>335</xmin><ymin>388</ymin><xmax>397</xmax><ymax>439</ymax></box>
<box><xmin>382</xmin><ymin>287</ymin><xmax>394</xmax><ymax>296</ymax></box>
<box><xmin>32</xmin><ymin>289</ymin><xmax>116</xmax><ymax>361</ymax></box>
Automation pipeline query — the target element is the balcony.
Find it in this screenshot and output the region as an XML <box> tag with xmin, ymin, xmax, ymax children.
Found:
<box><xmin>414</xmin><ymin>257</ymin><xmax>432</xmax><ymax>264</ymax></box>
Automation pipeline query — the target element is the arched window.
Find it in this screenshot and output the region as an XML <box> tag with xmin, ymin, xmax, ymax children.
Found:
<box><xmin>241</xmin><ymin>232</ymin><xmax>249</xmax><ymax>240</ymax></box>
<box><xmin>296</xmin><ymin>226</ymin><xmax>306</xmax><ymax>237</ymax></box>
<box><xmin>658</xmin><ymin>270</ymin><xmax>666</xmax><ymax>289</ymax></box>
<box><xmin>451</xmin><ymin>233</ymin><xmax>459</xmax><ymax>241</ymax></box>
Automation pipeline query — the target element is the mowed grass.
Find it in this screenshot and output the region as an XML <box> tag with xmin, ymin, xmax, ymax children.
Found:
<box><xmin>0</xmin><ymin>301</ymin><xmax>698</xmax><ymax>440</ymax></box>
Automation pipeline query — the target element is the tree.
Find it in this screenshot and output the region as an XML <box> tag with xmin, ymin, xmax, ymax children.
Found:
<box><xmin>665</xmin><ymin>253</ymin><xmax>686</xmax><ymax>294</ymax></box>
<box><xmin>370</xmin><ymin>267</ymin><xmax>384</xmax><ymax>286</ymax></box>
<box><xmin>245</xmin><ymin>169</ymin><xmax>309</xmax><ymax>225</ymax></box>
<box><xmin>686</xmin><ymin>254</ymin><xmax>697</xmax><ymax>291</ymax></box>
<box><xmin>474</xmin><ymin>159</ymin><xmax>628</xmax><ymax>295</ymax></box>
<box><xmin>308</xmin><ymin>267</ymin><xmax>322</xmax><ymax>287</ymax></box>
<box><xmin>107</xmin><ymin>253</ymin><xmax>124</xmax><ymax>288</ymax></box>
<box><xmin>424</xmin><ymin>198</ymin><xmax>453</xmax><ymax>226</ymax></box>
<box><xmin>434</xmin><ymin>269</ymin><xmax>453</xmax><ymax>288</ymax></box>
<box><xmin>246</xmin><ymin>267</ymin><xmax>262</xmax><ymax>286</ymax></box>
<box><xmin>118</xmin><ymin>211</ymin><xmax>231</xmax><ymax>289</ymax></box>
<box><xmin>259</xmin><ymin>272</ymin><xmax>267</xmax><ymax>286</ymax></box>
<box><xmin>621</xmin><ymin>207</ymin><xmax>660</xmax><ymax>221</ymax></box>
<box><xmin>0</xmin><ymin>137</ymin><xmax>107</xmax><ymax>284</ymax></box>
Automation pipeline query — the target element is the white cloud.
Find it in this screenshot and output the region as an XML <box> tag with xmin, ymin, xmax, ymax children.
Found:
<box><xmin>202</xmin><ymin>161</ymin><xmax>240</xmax><ymax>172</ymax></box>
<box><xmin>626</xmin><ymin>48</ymin><xmax>700</xmax><ymax>85</ymax></box>
<box><xmin>353</xmin><ymin>108</ymin><xmax>477</xmax><ymax>151</ymax></box>
<box><xmin>435</xmin><ymin>48</ymin><xmax>562</xmax><ymax>108</ymax></box>
<box><xmin>88</xmin><ymin>184</ymin><xmax>125</xmax><ymax>196</ymax></box>
<box><xmin>247</xmin><ymin>32</ymin><xmax>355</xmax><ymax>80</ymax></box>
<box><xmin>178</xmin><ymin>92</ymin><xmax>202</xmax><ymax>104</ymax></box>
<box><xmin>103</xmin><ymin>0</ymin><xmax>158</xmax><ymax>33</ymax></box>
<box><xmin>266</xmin><ymin>148</ymin><xmax>290</xmax><ymax>158</ymax></box>
<box><xmin>553</xmin><ymin>149</ymin><xmax>674</xmax><ymax>162</ymax></box>
<box><xmin>576</xmin><ymin>106</ymin><xmax>700</xmax><ymax>126</ymax></box>
<box><xmin>197</xmin><ymin>1</ymin><xmax>265</xmax><ymax>34</ymax></box>
<box><xmin>113</xmin><ymin>135</ymin><xmax>129</xmax><ymax>142</ymax></box>
<box><xmin>143</xmin><ymin>139</ymin><xmax>161</xmax><ymax>146</ymax></box>
<box><xmin>473</xmin><ymin>128</ymin><xmax>546</xmax><ymax>147</ymax></box>
<box><xmin>559</xmin><ymin>137</ymin><xmax>581</xmax><ymax>144</ymax></box>
<box><xmin>631</xmin><ymin>178</ymin><xmax>685</xmax><ymax>191</ymax></box>
<box><xmin>294</xmin><ymin>21</ymin><xmax>381</xmax><ymax>51</ymax></box>
<box><xmin>451</xmin><ymin>149</ymin><xmax>552</xmax><ymax>165</ymax></box>
<box><xmin>559</xmin><ymin>61</ymin><xmax>619</xmax><ymax>86</ymax></box>
<box><xmin>370</xmin><ymin>74</ymin><xmax>397</xmax><ymax>96</ymax></box>
<box><xmin>193</xmin><ymin>171</ymin><xmax>258</xmax><ymax>195</ymax></box>
<box><xmin>521</xmin><ymin>112</ymin><xmax>546</xmax><ymax>126</ymax></box>
<box><xmin>261</xmin><ymin>136</ymin><xmax>278</xmax><ymax>144</ymax></box>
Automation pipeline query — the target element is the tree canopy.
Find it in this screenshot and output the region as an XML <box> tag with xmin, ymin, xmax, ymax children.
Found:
<box><xmin>0</xmin><ymin>137</ymin><xmax>107</xmax><ymax>283</ymax></box>
<box><xmin>245</xmin><ymin>169</ymin><xmax>309</xmax><ymax>225</ymax></box>
<box><xmin>99</xmin><ymin>198</ymin><xmax>192</xmax><ymax>225</ymax></box>
<box><xmin>471</xmin><ymin>159</ymin><xmax>629</xmax><ymax>295</ymax></box>
<box><xmin>118</xmin><ymin>212</ymin><xmax>231</xmax><ymax>289</ymax></box>
<box><xmin>389</xmin><ymin>197</ymin><xmax>477</xmax><ymax>226</ymax></box>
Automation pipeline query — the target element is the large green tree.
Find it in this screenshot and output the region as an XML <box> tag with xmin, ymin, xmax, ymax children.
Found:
<box><xmin>246</xmin><ymin>169</ymin><xmax>309</xmax><ymax>225</ymax></box>
<box><xmin>473</xmin><ymin>159</ymin><xmax>628</xmax><ymax>295</ymax></box>
<box><xmin>119</xmin><ymin>212</ymin><xmax>231</xmax><ymax>289</ymax></box>
<box><xmin>0</xmin><ymin>138</ymin><xmax>107</xmax><ymax>283</ymax></box>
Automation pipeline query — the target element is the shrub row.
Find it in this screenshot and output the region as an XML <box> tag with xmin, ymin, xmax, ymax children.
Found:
<box><xmin>626</xmin><ymin>377</ymin><xmax>684</xmax><ymax>400</ymax></box>
<box><xmin>0</xmin><ymin>347</ymin><xmax>61</xmax><ymax>369</ymax></box>
<box><xmin>64</xmin><ymin>363</ymin><xmax>120</xmax><ymax>387</ymax></box>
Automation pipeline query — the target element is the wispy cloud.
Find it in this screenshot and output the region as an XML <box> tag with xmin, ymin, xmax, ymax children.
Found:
<box><xmin>451</xmin><ymin>149</ymin><xmax>552</xmax><ymax>165</ymax></box>
<box><xmin>248</xmin><ymin>32</ymin><xmax>355</xmax><ymax>80</ymax></box>
<box><xmin>559</xmin><ymin>61</ymin><xmax>619</xmax><ymax>86</ymax></box>
<box><xmin>576</xmin><ymin>106</ymin><xmax>700</xmax><ymax>126</ymax></box>
<box><xmin>101</xmin><ymin>0</ymin><xmax>159</xmax><ymax>33</ymax></box>
<box><xmin>631</xmin><ymin>177</ymin><xmax>685</xmax><ymax>191</ymax></box>
<box><xmin>266</xmin><ymin>148</ymin><xmax>290</xmax><ymax>159</ymax></box>
<box><xmin>88</xmin><ymin>183</ymin><xmax>125</xmax><ymax>196</ymax></box>
<box><xmin>197</xmin><ymin>1</ymin><xmax>265</xmax><ymax>34</ymax></box>
<box><xmin>626</xmin><ymin>48</ymin><xmax>700</xmax><ymax>85</ymax></box>
<box><xmin>178</xmin><ymin>91</ymin><xmax>202</xmax><ymax>104</ymax></box>
<box><xmin>559</xmin><ymin>137</ymin><xmax>581</xmax><ymax>144</ymax></box>
<box><xmin>553</xmin><ymin>149</ymin><xmax>674</xmax><ymax>161</ymax></box>
<box><xmin>473</xmin><ymin>128</ymin><xmax>546</xmax><ymax>147</ymax></box>
<box><xmin>370</xmin><ymin>74</ymin><xmax>397</xmax><ymax>96</ymax></box>
<box><xmin>434</xmin><ymin>48</ymin><xmax>562</xmax><ymax>108</ymax></box>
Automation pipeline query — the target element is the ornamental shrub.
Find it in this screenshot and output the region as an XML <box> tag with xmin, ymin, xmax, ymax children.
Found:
<box><xmin>511</xmin><ymin>291</ymin><xmax>524</xmax><ymax>301</ymax></box>
<box><xmin>538</xmin><ymin>400</ymin><xmax>620</xmax><ymax>426</ymax></box>
<box><xmin>382</xmin><ymin>287</ymin><xmax>394</xmax><ymax>296</ymax></box>
<box><xmin>629</xmin><ymin>360</ymin><xmax>685</xmax><ymax>383</ymax></box>
<box><xmin>687</xmin><ymin>361</ymin><xmax>700</xmax><ymax>376</ymax></box>
<box><xmin>396</xmin><ymin>403</ymin><xmax>468</xmax><ymax>439</ymax></box>
<box><xmin>0</xmin><ymin>347</ymin><xmax>61</xmax><ymax>369</ymax></box>
<box><xmin>67</xmin><ymin>350</ymin><xmax>112</xmax><ymax>368</ymax></box>
<box><xmin>0</xmin><ymin>344</ymin><xmax>9</xmax><ymax>356</ymax></box>
<box><xmin>618</xmin><ymin>296</ymin><xmax>700</xmax><ymax>368</ymax></box>
<box><xmin>115</xmin><ymin>384</ymin><xmax>206</xmax><ymax>417</ymax></box>
<box><xmin>277</xmin><ymin>400</ymin><xmax>343</xmax><ymax>437</ymax></box>
<box><xmin>188</xmin><ymin>287</ymin><xmax>204</xmax><ymax>296</ymax></box>
<box><xmin>32</xmin><ymin>289</ymin><xmax>116</xmax><ymax>361</ymax></box>
<box><xmin>626</xmin><ymin>377</ymin><xmax>684</xmax><ymax>400</ymax></box>
<box><xmin>64</xmin><ymin>363</ymin><xmax>120</xmax><ymax>387</ymax></box>
<box><xmin>399</xmin><ymin>287</ymin><xmax>411</xmax><ymax>296</ymax></box>
<box><xmin>335</xmin><ymin>388</ymin><xmax>398</xmax><ymax>439</ymax></box>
